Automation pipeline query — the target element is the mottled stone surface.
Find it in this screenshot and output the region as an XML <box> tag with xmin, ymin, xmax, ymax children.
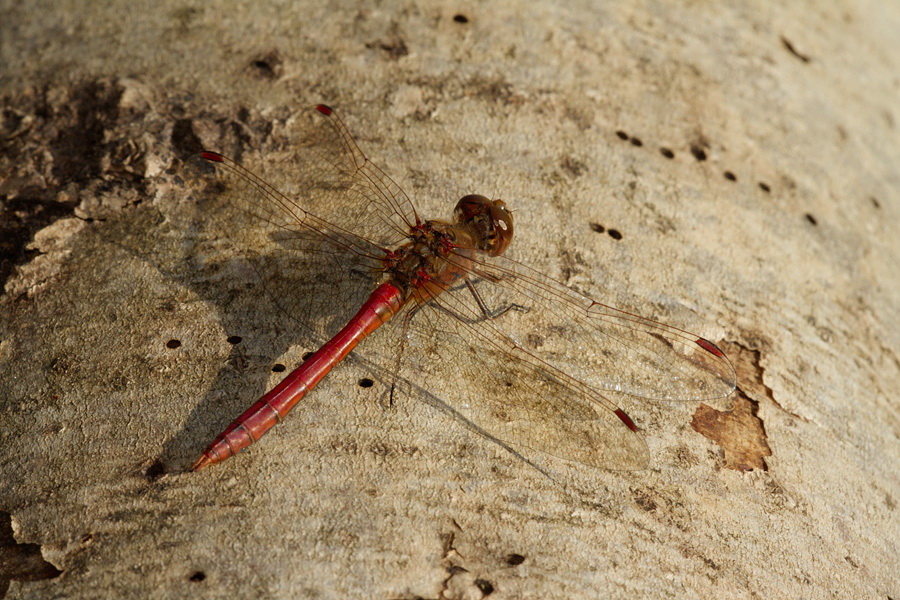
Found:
<box><xmin>1</xmin><ymin>2</ymin><xmax>898</xmax><ymax>598</ymax></box>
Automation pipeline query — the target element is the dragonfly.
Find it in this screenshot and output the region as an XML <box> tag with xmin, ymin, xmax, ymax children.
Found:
<box><xmin>185</xmin><ymin>104</ymin><xmax>736</xmax><ymax>472</ymax></box>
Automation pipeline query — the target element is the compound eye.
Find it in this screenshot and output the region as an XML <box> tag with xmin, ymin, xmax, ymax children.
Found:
<box><xmin>488</xmin><ymin>200</ymin><xmax>514</xmax><ymax>256</ymax></box>
<box><xmin>454</xmin><ymin>195</ymin><xmax>514</xmax><ymax>256</ymax></box>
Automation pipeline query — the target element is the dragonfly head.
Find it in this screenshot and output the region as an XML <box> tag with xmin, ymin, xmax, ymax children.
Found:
<box><xmin>454</xmin><ymin>195</ymin><xmax>514</xmax><ymax>257</ymax></box>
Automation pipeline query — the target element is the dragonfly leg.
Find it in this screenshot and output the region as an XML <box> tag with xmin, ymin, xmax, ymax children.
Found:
<box><xmin>464</xmin><ymin>278</ymin><xmax>526</xmax><ymax>321</ymax></box>
<box><xmin>416</xmin><ymin>279</ymin><xmax>526</xmax><ymax>325</ymax></box>
<box><xmin>383</xmin><ymin>306</ymin><xmax>419</xmax><ymax>408</ymax></box>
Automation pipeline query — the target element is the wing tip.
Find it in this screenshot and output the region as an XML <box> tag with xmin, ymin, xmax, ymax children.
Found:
<box><xmin>199</xmin><ymin>151</ymin><xmax>224</xmax><ymax>163</ymax></box>
<box><xmin>695</xmin><ymin>337</ymin><xmax>725</xmax><ymax>358</ymax></box>
<box><xmin>615</xmin><ymin>408</ymin><xmax>639</xmax><ymax>432</ymax></box>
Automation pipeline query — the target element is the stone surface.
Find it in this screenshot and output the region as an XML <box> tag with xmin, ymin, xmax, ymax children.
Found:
<box><xmin>1</xmin><ymin>1</ymin><xmax>898</xmax><ymax>598</ymax></box>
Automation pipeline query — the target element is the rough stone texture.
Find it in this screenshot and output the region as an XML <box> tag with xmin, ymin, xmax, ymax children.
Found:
<box><xmin>1</xmin><ymin>1</ymin><xmax>898</xmax><ymax>599</ymax></box>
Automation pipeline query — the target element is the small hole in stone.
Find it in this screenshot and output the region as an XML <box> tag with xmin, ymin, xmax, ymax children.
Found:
<box><xmin>660</xmin><ymin>147</ymin><xmax>674</xmax><ymax>159</ymax></box>
<box><xmin>474</xmin><ymin>579</ymin><xmax>495</xmax><ymax>595</ymax></box>
<box><xmin>607</xmin><ymin>229</ymin><xmax>623</xmax><ymax>240</ymax></box>
<box><xmin>590</xmin><ymin>223</ymin><xmax>605</xmax><ymax>233</ymax></box>
<box><xmin>453</xmin><ymin>14</ymin><xmax>469</xmax><ymax>23</ymax></box>
<box><xmin>759</xmin><ymin>182</ymin><xmax>771</xmax><ymax>193</ymax></box>
<box><xmin>615</xmin><ymin>130</ymin><xmax>629</xmax><ymax>141</ymax></box>
<box><xmin>272</xmin><ymin>364</ymin><xmax>286</xmax><ymax>372</ymax></box>
<box><xmin>690</xmin><ymin>145</ymin><xmax>707</xmax><ymax>161</ymax></box>
<box><xmin>871</xmin><ymin>197</ymin><xmax>880</xmax><ymax>209</ymax></box>
<box><xmin>248</xmin><ymin>51</ymin><xmax>283</xmax><ymax>79</ymax></box>
<box><xmin>506</xmin><ymin>553</ymin><xmax>526</xmax><ymax>566</ymax></box>
<box><xmin>358</xmin><ymin>378</ymin><xmax>374</xmax><ymax>388</ymax></box>
<box><xmin>724</xmin><ymin>171</ymin><xmax>737</xmax><ymax>181</ymax></box>
<box><xmin>805</xmin><ymin>213</ymin><xmax>818</xmax><ymax>225</ymax></box>
<box><xmin>302</xmin><ymin>351</ymin><xmax>315</xmax><ymax>361</ymax></box>
<box><xmin>629</xmin><ymin>137</ymin><xmax>643</xmax><ymax>147</ymax></box>
<box><xmin>166</xmin><ymin>339</ymin><xmax>181</xmax><ymax>349</ymax></box>
<box><xmin>226</xmin><ymin>335</ymin><xmax>243</xmax><ymax>345</ymax></box>
<box><xmin>189</xmin><ymin>571</ymin><xmax>206</xmax><ymax>582</ymax></box>
<box><xmin>145</xmin><ymin>460</ymin><xmax>166</xmax><ymax>481</ymax></box>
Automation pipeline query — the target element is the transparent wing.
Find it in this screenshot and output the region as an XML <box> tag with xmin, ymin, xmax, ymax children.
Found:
<box><xmin>389</xmin><ymin>295</ymin><xmax>653</xmax><ymax>470</ymax></box>
<box><xmin>300</xmin><ymin>104</ymin><xmax>420</xmax><ymax>238</ymax></box>
<box><xmin>184</xmin><ymin>150</ymin><xmax>388</xmax><ymax>338</ymax></box>
<box><xmin>456</xmin><ymin>253</ymin><xmax>737</xmax><ymax>404</ymax></box>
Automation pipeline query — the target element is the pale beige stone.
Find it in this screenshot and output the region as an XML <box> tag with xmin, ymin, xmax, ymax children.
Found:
<box><xmin>1</xmin><ymin>1</ymin><xmax>897</xmax><ymax>599</ymax></box>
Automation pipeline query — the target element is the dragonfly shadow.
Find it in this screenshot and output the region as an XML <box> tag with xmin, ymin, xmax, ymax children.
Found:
<box><xmin>371</xmin><ymin>362</ymin><xmax>565</xmax><ymax>485</ymax></box>
<box><xmin>99</xmin><ymin>202</ymin><xmax>371</xmax><ymax>472</ymax></box>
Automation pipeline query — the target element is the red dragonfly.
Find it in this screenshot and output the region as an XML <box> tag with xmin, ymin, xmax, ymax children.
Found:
<box><xmin>186</xmin><ymin>104</ymin><xmax>735</xmax><ymax>472</ymax></box>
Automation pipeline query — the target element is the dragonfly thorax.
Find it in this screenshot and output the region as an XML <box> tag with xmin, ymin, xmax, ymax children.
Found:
<box><xmin>382</xmin><ymin>220</ymin><xmax>477</xmax><ymax>302</ymax></box>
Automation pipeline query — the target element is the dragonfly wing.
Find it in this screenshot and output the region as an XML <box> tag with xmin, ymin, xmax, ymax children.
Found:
<box><xmin>464</xmin><ymin>253</ymin><xmax>737</xmax><ymax>404</ymax></box>
<box><xmin>387</xmin><ymin>284</ymin><xmax>651</xmax><ymax>470</ymax></box>
<box><xmin>184</xmin><ymin>151</ymin><xmax>387</xmax><ymax>341</ymax></box>
<box><xmin>284</xmin><ymin>105</ymin><xmax>421</xmax><ymax>242</ymax></box>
